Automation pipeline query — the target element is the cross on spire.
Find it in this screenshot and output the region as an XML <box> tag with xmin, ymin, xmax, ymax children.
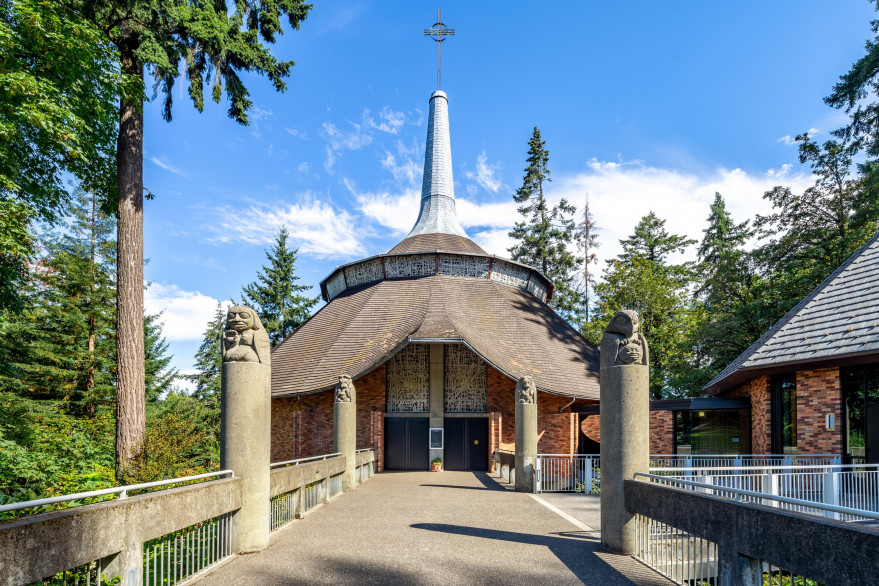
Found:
<box><xmin>424</xmin><ymin>9</ymin><xmax>454</xmax><ymax>91</ymax></box>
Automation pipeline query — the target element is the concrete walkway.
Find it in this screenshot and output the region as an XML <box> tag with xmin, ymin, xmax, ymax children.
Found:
<box><xmin>194</xmin><ymin>472</ymin><xmax>671</xmax><ymax>586</ymax></box>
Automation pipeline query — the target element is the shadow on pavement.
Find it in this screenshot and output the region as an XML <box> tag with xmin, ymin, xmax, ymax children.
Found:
<box><xmin>411</xmin><ymin>522</ymin><xmax>658</xmax><ymax>584</ymax></box>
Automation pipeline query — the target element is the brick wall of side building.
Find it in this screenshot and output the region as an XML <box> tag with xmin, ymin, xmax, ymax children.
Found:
<box><xmin>578</xmin><ymin>411</ymin><xmax>673</xmax><ymax>454</ymax></box>
<box><xmin>726</xmin><ymin>376</ymin><xmax>771</xmax><ymax>454</ymax></box>
<box><xmin>650</xmin><ymin>410</ymin><xmax>674</xmax><ymax>454</ymax></box>
<box><xmin>796</xmin><ymin>367</ymin><xmax>843</xmax><ymax>455</ymax></box>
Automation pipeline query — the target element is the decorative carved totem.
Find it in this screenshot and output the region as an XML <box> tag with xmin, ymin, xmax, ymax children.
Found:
<box><xmin>222</xmin><ymin>305</ymin><xmax>270</xmax><ymax>365</ymax></box>
<box><xmin>600</xmin><ymin>310</ymin><xmax>649</xmax><ymax>369</ymax></box>
<box><xmin>516</xmin><ymin>376</ymin><xmax>536</xmax><ymax>404</ymax></box>
<box><xmin>335</xmin><ymin>375</ymin><xmax>355</xmax><ymax>403</ymax></box>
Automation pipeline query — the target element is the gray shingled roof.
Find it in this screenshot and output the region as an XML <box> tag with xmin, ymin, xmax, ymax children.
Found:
<box><xmin>704</xmin><ymin>232</ymin><xmax>879</xmax><ymax>395</ymax></box>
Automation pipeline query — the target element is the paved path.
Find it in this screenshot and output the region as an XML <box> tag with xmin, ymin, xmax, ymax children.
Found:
<box><xmin>194</xmin><ymin>472</ymin><xmax>671</xmax><ymax>586</ymax></box>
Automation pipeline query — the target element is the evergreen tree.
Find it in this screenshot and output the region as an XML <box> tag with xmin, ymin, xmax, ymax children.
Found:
<box><xmin>50</xmin><ymin>0</ymin><xmax>312</xmax><ymax>477</ymax></box>
<box><xmin>694</xmin><ymin>194</ymin><xmax>763</xmax><ymax>385</ymax></box>
<box><xmin>241</xmin><ymin>227</ymin><xmax>319</xmax><ymax>346</ymax></box>
<box><xmin>755</xmin><ymin>134</ymin><xmax>877</xmax><ymax>319</ymax></box>
<box><xmin>574</xmin><ymin>195</ymin><xmax>600</xmax><ymax>322</ymax></box>
<box><xmin>508</xmin><ymin>127</ymin><xmax>583</xmax><ymax>322</ymax></box>
<box><xmin>187</xmin><ymin>305</ymin><xmax>226</xmax><ymax>407</ymax></box>
<box><xmin>619</xmin><ymin>211</ymin><xmax>696</xmax><ymax>265</ymax></box>
<box><xmin>144</xmin><ymin>312</ymin><xmax>179</xmax><ymax>403</ymax></box>
<box><xmin>585</xmin><ymin>213</ymin><xmax>700</xmax><ymax>397</ymax></box>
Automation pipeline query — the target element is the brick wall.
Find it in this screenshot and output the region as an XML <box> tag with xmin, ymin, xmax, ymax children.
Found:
<box><xmin>270</xmin><ymin>365</ymin><xmax>387</xmax><ymax>466</ymax></box>
<box><xmin>578</xmin><ymin>410</ymin><xmax>673</xmax><ymax>454</ymax></box>
<box><xmin>650</xmin><ymin>410</ymin><xmax>674</xmax><ymax>454</ymax></box>
<box><xmin>727</xmin><ymin>376</ymin><xmax>771</xmax><ymax>454</ymax></box>
<box><xmin>796</xmin><ymin>367</ymin><xmax>843</xmax><ymax>455</ymax></box>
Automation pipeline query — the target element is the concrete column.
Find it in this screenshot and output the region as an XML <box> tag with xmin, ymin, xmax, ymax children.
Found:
<box><xmin>103</xmin><ymin>536</ymin><xmax>142</xmax><ymax>586</ymax></box>
<box><xmin>221</xmin><ymin>361</ymin><xmax>271</xmax><ymax>553</ymax></box>
<box><xmin>515</xmin><ymin>376</ymin><xmax>538</xmax><ymax>492</ymax></box>
<box><xmin>333</xmin><ymin>375</ymin><xmax>357</xmax><ymax>491</ymax></box>
<box><xmin>599</xmin><ymin>310</ymin><xmax>650</xmax><ymax>554</ymax></box>
<box><xmin>429</xmin><ymin>344</ymin><xmax>444</xmax><ymax>466</ymax></box>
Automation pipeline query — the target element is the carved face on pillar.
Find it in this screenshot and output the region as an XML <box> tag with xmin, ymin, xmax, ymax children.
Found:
<box><xmin>600</xmin><ymin>310</ymin><xmax>649</xmax><ymax>368</ymax></box>
<box><xmin>335</xmin><ymin>375</ymin><xmax>355</xmax><ymax>403</ymax></box>
<box><xmin>516</xmin><ymin>376</ymin><xmax>537</xmax><ymax>404</ymax></box>
<box><xmin>222</xmin><ymin>305</ymin><xmax>270</xmax><ymax>365</ymax></box>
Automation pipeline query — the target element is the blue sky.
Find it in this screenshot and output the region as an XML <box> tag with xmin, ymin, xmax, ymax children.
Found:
<box><xmin>139</xmin><ymin>2</ymin><xmax>877</xmax><ymax>382</ymax></box>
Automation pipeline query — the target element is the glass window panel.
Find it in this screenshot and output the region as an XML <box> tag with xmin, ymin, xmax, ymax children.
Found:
<box><xmin>675</xmin><ymin>409</ymin><xmax>749</xmax><ymax>455</ymax></box>
<box><xmin>771</xmin><ymin>375</ymin><xmax>797</xmax><ymax>453</ymax></box>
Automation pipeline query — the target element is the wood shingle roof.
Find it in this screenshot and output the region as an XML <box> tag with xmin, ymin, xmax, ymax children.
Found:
<box><xmin>271</xmin><ymin>275</ymin><xmax>600</xmax><ymax>399</ymax></box>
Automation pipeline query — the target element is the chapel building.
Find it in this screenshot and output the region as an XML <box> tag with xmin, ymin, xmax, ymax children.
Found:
<box><xmin>270</xmin><ymin>89</ymin><xmax>603</xmax><ymax>471</ymax></box>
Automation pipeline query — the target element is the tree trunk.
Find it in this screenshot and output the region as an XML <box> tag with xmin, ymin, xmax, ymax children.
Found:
<box><xmin>115</xmin><ymin>44</ymin><xmax>146</xmax><ymax>481</ymax></box>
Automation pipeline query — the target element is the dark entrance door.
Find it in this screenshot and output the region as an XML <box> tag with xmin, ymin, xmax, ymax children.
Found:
<box><xmin>384</xmin><ymin>417</ymin><xmax>429</xmax><ymax>471</ymax></box>
<box><xmin>867</xmin><ymin>404</ymin><xmax>879</xmax><ymax>464</ymax></box>
<box><xmin>444</xmin><ymin>418</ymin><xmax>489</xmax><ymax>471</ymax></box>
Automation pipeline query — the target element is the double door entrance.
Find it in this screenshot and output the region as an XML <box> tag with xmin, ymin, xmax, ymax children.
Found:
<box><xmin>384</xmin><ymin>416</ymin><xmax>488</xmax><ymax>471</ymax></box>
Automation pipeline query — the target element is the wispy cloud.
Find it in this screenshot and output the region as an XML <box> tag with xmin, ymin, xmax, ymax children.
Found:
<box><xmin>465</xmin><ymin>151</ymin><xmax>502</xmax><ymax>193</ymax></box>
<box><xmin>249</xmin><ymin>106</ymin><xmax>273</xmax><ymax>121</ymax></box>
<box><xmin>285</xmin><ymin>127</ymin><xmax>307</xmax><ymax>140</ymax></box>
<box><xmin>381</xmin><ymin>152</ymin><xmax>421</xmax><ymax>185</ymax></box>
<box><xmin>144</xmin><ymin>283</ymin><xmax>232</xmax><ymax>341</ymax></box>
<box><xmin>148</xmin><ymin>156</ymin><xmax>188</xmax><ymax>178</ymax></box>
<box><xmin>209</xmin><ymin>197</ymin><xmax>366</xmax><ymax>258</ymax></box>
<box><xmin>322</xmin><ymin>120</ymin><xmax>373</xmax><ymax>151</ymax></box>
<box><xmin>365</xmin><ymin>107</ymin><xmax>406</xmax><ymax>135</ymax></box>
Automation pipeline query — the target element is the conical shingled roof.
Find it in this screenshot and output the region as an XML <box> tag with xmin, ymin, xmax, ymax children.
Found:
<box><xmin>270</xmin><ymin>89</ymin><xmax>600</xmax><ymax>398</ymax></box>
<box><xmin>704</xmin><ymin>231</ymin><xmax>879</xmax><ymax>395</ymax></box>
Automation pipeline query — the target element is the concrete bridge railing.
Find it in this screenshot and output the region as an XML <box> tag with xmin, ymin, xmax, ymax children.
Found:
<box><xmin>626</xmin><ymin>477</ymin><xmax>879</xmax><ymax>585</ymax></box>
<box><xmin>0</xmin><ymin>475</ymin><xmax>241</xmax><ymax>586</ymax></box>
<box><xmin>493</xmin><ymin>450</ymin><xmax>516</xmax><ymax>486</ymax></box>
<box><xmin>269</xmin><ymin>449</ymin><xmax>376</xmax><ymax>531</ymax></box>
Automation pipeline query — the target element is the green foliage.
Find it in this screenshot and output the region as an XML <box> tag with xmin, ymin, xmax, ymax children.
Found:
<box><xmin>574</xmin><ymin>196</ymin><xmax>600</xmax><ymax>322</ymax></box>
<box><xmin>0</xmin><ymin>0</ymin><xmax>119</xmax><ymax>220</ymax></box>
<box><xmin>240</xmin><ymin>227</ymin><xmax>319</xmax><ymax>346</ymax></box>
<box><xmin>509</xmin><ymin>127</ymin><xmax>584</xmax><ymax>323</ymax></box>
<box><xmin>619</xmin><ymin>212</ymin><xmax>697</xmax><ymax>265</ymax></box>
<box><xmin>0</xmin><ymin>199</ymin><xmax>33</xmax><ymax>314</ymax></box>
<box><xmin>145</xmin><ymin>312</ymin><xmax>179</xmax><ymax>403</ymax></box>
<box><xmin>187</xmin><ymin>305</ymin><xmax>226</xmax><ymax>406</ymax></box>
<box><xmin>755</xmin><ymin>134</ymin><xmax>878</xmax><ymax>319</ymax></box>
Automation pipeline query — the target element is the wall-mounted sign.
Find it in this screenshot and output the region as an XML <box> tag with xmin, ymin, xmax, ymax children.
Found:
<box><xmin>429</xmin><ymin>428</ymin><xmax>444</xmax><ymax>449</ymax></box>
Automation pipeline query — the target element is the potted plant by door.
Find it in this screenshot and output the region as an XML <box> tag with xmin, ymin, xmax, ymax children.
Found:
<box><xmin>431</xmin><ymin>457</ymin><xmax>442</xmax><ymax>472</ymax></box>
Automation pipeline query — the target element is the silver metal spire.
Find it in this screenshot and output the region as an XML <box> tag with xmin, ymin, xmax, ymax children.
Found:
<box><xmin>407</xmin><ymin>90</ymin><xmax>468</xmax><ymax>238</ymax></box>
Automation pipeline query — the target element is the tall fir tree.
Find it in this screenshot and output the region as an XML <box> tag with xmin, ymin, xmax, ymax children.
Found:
<box><xmin>574</xmin><ymin>195</ymin><xmax>600</xmax><ymax>323</ymax></box>
<box><xmin>187</xmin><ymin>305</ymin><xmax>226</xmax><ymax>408</ymax></box>
<box><xmin>48</xmin><ymin>0</ymin><xmax>312</xmax><ymax>477</ymax></box>
<box><xmin>585</xmin><ymin>213</ymin><xmax>701</xmax><ymax>397</ymax></box>
<box><xmin>694</xmin><ymin>193</ymin><xmax>763</xmax><ymax>385</ymax></box>
<box><xmin>508</xmin><ymin>127</ymin><xmax>583</xmax><ymax>323</ymax></box>
<box><xmin>241</xmin><ymin>227</ymin><xmax>319</xmax><ymax>346</ymax></box>
<box><xmin>144</xmin><ymin>312</ymin><xmax>179</xmax><ymax>403</ymax></box>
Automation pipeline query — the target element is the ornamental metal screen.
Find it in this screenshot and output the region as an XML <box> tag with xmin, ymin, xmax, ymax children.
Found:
<box><xmin>444</xmin><ymin>344</ymin><xmax>487</xmax><ymax>412</ymax></box>
<box><xmin>387</xmin><ymin>344</ymin><xmax>430</xmax><ymax>412</ymax></box>
<box><xmin>385</xmin><ymin>254</ymin><xmax>435</xmax><ymax>279</ymax></box>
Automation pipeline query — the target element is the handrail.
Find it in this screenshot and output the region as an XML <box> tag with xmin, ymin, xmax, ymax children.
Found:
<box><xmin>270</xmin><ymin>452</ymin><xmax>343</xmax><ymax>468</ymax></box>
<box><xmin>649</xmin><ymin>454</ymin><xmax>840</xmax><ymax>458</ymax></box>
<box><xmin>651</xmin><ymin>463</ymin><xmax>878</xmax><ymax>473</ymax></box>
<box><xmin>633</xmin><ymin>472</ymin><xmax>879</xmax><ymax>521</ymax></box>
<box><xmin>0</xmin><ymin>470</ymin><xmax>234</xmax><ymax>514</ymax></box>
<box><xmin>495</xmin><ymin>449</ymin><xmax>515</xmax><ymax>454</ymax></box>
<box><xmin>537</xmin><ymin>453</ymin><xmax>597</xmax><ymax>457</ymax></box>
<box><xmin>355</xmin><ymin>448</ymin><xmax>373</xmax><ymax>453</ymax></box>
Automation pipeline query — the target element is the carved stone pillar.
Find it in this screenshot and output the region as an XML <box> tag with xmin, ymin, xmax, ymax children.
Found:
<box><xmin>333</xmin><ymin>375</ymin><xmax>357</xmax><ymax>492</ymax></box>
<box><xmin>600</xmin><ymin>310</ymin><xmax>650</xmax><ymax>554</ymax></box>
<box><xmin>220</xmin><ymin>305</ymin><xmax>271</xmax><ymax>553</ymax></box>
<box><xmin>515</xmin><ymin>376</ymin><xmax>537</xmax><ymax>492</ymax></box>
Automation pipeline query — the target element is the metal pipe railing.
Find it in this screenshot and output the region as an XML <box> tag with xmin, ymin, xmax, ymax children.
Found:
<box><xmin>651</xmin><ymin>463</ymin><xmax>878</xmax><ymax>473</ymax></box>
<box><xmin>355</xmin><ymin>448</ymin><xmax>373</xmax><ymax>453</ymax></box>
<box><xmin>0</xmin><ymin>470</ymin><xmax>234</xmax><ymax>514</ymax></box>
<box><xmin>633</xmin><ymin>473</ymin><xmax>879</xmax><ymax>521</ymax></box>
<box><xmin>270</xmin><ymin>452</ymin><xmax>343</xmax><ymax>468</ymax></box>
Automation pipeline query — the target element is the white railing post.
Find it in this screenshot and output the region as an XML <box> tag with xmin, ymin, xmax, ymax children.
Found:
<box><xmin>823</xmin><ymin>471</ymin><xmax>840</xmax><ymax>520</ymax></box>
<box><xmin>761</xmin><ymin>473</ymin><xmax>779</xmax><ymax>507</ymax></box>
